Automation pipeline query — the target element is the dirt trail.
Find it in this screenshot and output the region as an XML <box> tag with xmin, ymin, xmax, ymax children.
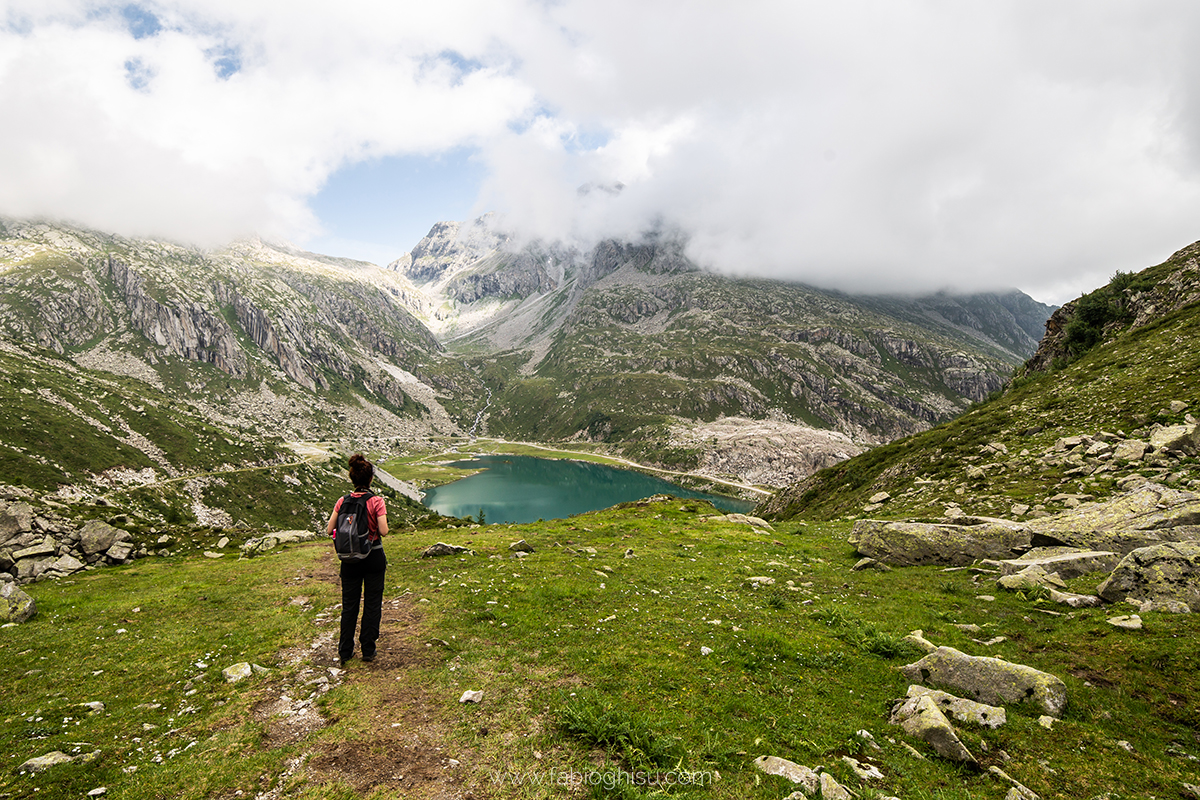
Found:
<box><xmin>279</xmin><ymin>549</ymin><xmax>489</xmax><ymax>799</ymax></box>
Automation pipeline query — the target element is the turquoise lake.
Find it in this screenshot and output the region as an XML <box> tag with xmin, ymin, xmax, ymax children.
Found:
<box><xmin>421</xmin><ymin>455</ymin><xmax>756</xmax><ymax>523</ymax></box>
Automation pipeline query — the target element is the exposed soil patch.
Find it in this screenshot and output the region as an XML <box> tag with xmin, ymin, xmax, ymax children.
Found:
<box><xmin>1068</xmin><ymin>667</ymin><xmax>1118</xmax><ymax>690</ymax></box>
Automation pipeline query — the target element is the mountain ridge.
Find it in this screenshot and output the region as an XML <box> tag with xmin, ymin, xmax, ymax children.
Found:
<box><xmin>0</xmin><ymin>215</ymin><xmax>1054</xmax><ymax>496</ymax></box>
<box><xmin>386</xmin><ymin>218</ymin><xmax>1055</xmax><ymax>478</ymax></box>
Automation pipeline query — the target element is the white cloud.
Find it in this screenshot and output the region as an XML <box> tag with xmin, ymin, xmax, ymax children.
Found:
<box><xmin>0</xmin><ymin>0</ymin><xmax>537</xmax><ymax>244</ymax></box>
<box><xmin>482</xmin><ymin>0</ymin><xmax>1200</xmax><ymax>302</ymax></box>
<box><xmin>1</xmin><ymin>1</ymin><xmax>1199</xmax><ymax>303</ymax></box>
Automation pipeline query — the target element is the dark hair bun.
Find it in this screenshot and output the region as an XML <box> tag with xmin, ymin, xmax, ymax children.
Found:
<box><xmin>348</xmin><ymin>453</ymin><xmax>374</xmax><ymax>488</ymax></box>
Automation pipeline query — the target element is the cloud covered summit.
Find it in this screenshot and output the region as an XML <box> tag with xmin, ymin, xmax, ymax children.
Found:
<box><xmin>2</xmin><ymin>1</ymin><xmax>1199</xmax><ymax>303</ymax></box>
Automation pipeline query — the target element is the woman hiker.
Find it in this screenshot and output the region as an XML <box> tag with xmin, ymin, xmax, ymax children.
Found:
<box><xmin>326</xmin><ymin>453</ymin><xmax>388</xmax><ymax>665</ymax></box>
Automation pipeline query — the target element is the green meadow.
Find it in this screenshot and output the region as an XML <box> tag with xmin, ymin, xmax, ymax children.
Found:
<box><xmin>4</xmin><ymin>499</ymin><xmax>1198</xmax><ymax>799</ymax></box>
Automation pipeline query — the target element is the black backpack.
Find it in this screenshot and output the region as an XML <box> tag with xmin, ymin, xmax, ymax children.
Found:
<box><xmin>333</xmin><ymin>491</ymin><xmax>374</xmax><ymax>560</ymax></box>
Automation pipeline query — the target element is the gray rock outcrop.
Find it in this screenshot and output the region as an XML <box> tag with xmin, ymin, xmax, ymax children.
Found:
<box><xmin>239</xmin><ymin>530</ymin><xmax>317</xmax><ymax>557</ymax></box>
<box><xmin>0</xmin><ymin>502</ymin><xmax>33</xmax><ymax>544</ymax></box>
<box><xmin>79</xmin><ymin>520</ymin><xmax>132</xmax><ymax>556</ymax></box>
<box><xmin>1149</xmin><ymin>424</ymin><xmax>1200</xmax><ymax>456</ymax></box>
<box><xmin>996</xmin><ymin>564</ymin><xmax>1065</xmax><ymax>592</ymax></box>
<box><xmin>1025</xmin><ymin>483</ymin><xmax>1200</xmax><ymax>554</ymax></box>
<box><xmin>900</xmin><ymin>646</ymin><xmax>1067</xmax><ymax>716</ymax></box>
<box><xmin>905</xmin><ymin>685</ymin><xmax>1007</xmax><ymax>729</ymax></box>
<box><xmin>889</xmin><ymin>693</ymin><xmax>977</xmax><ymax>763</ymax></box>
<box><xmin>1</xmin><ymin>580</ymin><xmax>36</xmax><ymax>622</ymax></box>
<box><xmin>0</xmin><ymin>500</ymin><xmax>145</xmax><ymax>584</ymax></box>
<box><xmin>751</xmin><ymin>755</ymin><xmax>820</xmax><ymax>793</ymax></box>
<box><xmin>993</xmin><ymin>547</ymin><xmax>1119</xmax><ymax>580</ymax></box>
<box><xmin>850</xmin><ymin>519</ymin><xmax>1030</xmax><ymax>566</ymax></box>
<box><xmin>422</xmin><ymin>542</ymin><xmax>473</xmax><ymax>558</ymax></box>
<box><xmin>19</xmin><ymin>751</ymin><xmax>76</xmax><ymax>773</ymax></box>
<box><xmin>1047</xmin><ymin>588</ymin><xmax>1103</xmax><ymax>608</ymax></box>
<box><xmin>1096</xmin><ymin>542</ymin><xmax>1200</xmax><ymax>609</ymax></box>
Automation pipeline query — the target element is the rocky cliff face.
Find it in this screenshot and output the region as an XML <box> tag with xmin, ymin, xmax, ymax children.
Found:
<box><xmin>446</xmin><ymin>250</ymin><xmax>561</xmax><ymax>304</ymax></box>
<box><xmin>1022</xmin><ymin>242</ymin><xmax>1200</xmax><ymax>374</ymax></box>
<box><xmin>0</xmin><ymin>221</ymin><xmax>464</xmax><ymax>451</ymax></box>
<box><xmin>106</xmin><ymin>256</ymin><xmax>249</xmax><ymax>377</ymax></box>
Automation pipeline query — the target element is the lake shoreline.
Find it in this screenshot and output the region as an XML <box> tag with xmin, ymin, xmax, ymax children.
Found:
<box><xmin>420</xmin><ymin>453</ymin><xmax>757</xmax><ymax>523</ymax></box>
<box><xmin>381</xmin><ymin>437</ymin><xmax>773</xmax><ymax>504</ymax></box>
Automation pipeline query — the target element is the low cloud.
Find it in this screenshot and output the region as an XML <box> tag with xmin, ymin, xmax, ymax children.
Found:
<box><xmin>2</xmin><ymin>2</ymin><xmax>1200</xmax><ymax>303</ymax></box>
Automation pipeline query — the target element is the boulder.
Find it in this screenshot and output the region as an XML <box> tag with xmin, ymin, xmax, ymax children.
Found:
<box><xmin>850</xmin><ymin>519</ymin><xmax>1031</xmax><ymax>567</ymax></box>
<box><xmin>903</xmin><ymin>629</ymin><xmax>939</xmax><ymax>653</ymax></box>
<box><xmin>714</xmin><ymin>513</ymin><xmax>774</xmax><ymax>530</ymax></box>
<box><xmin>905</xmin><ymin>685</ymin><xmax>1007</xmax><ymax>729</ymax></box>
<box><xmin>820</xmin><ymin>772</ymin><xmax>856</xmax><ymax>799</ymax></box>
<box><xmin>1096</xmin><ymin>542</ymin><xmax>1200</xmax><ymax>609</ymax></box>
<box><xmin>1112</xmin><ymin>439</ymin><xmax>1149</xmax><ymax>463</ymax></box>
<box><xmin>239</xmin><ymin>532</ymin><xmax>311</xmax><ymax>556</ymax></box>
<box><xmin>994</xmin><ymin>547</ymin><xmax>1119</xmax><ymax>580</ymax></box>
<box><xmin>1024</xmin><ymin>483</ymin><xmax>1200</xmax><ymax>554</ymax></box>
<box><xmin>223</xmin><ymin>662</ymin><xmax>253</xmax><ymax>682</ymax></box>
<box><xmin>1047</xmin><ymin>588</ymin><xmax>1102</xmax><ymax>608</ymax></box>
<box><xmin>889</xmin><ymin>693</ymin><xmax>977</xmax><ymax>763</ymax></box>
<box><xmin>996</xmin><ymin>564</ymin><xmax>1065</xmax><ymax>591</ymax></box>
<box><xmin>79</xmin><ymin>520</ymin><xmax>131</xmax><ymax>556</ymax></box>
<box><xmin>16</xmin><ymin>557</ymin><xmax>54</xmax><ymax>582</ymax></box>
<box><xmin>508</xmin><ymin>539</ymin><xmax>534</xmax><ymax>553</ymax></box>
<box><xmin>18</xmin><ymin>751</ymin><xmax>75</xmax><ymax>773</ymax></box>
<box><xmin>422</xmin><ymin>542</ymin><xmax>472</xmax><ymax>558</ymax></box>
<box><xmin>1149</xmin><ymin>424</ymin><xmax>1200</xmax><ymax>455</ymax></box>
<box><xmin>106</xmin><ymin>541</ymin><xmax>134</xmax><ymax>562</ymax></box>
<box><xmin>13</xmin><ymin>541</ymin><xmax>56</xmax><ymax>561</ymax></box>
<box><xmin>48</xmin><ymin>554</ymin><xmax>85</xmax><ymax>575</ymax></box>
<box><xmin>240</xmin><ymin>538</ymin><xmax>273</xmax><ymax>556</ymax></box>
<box><xmin>0</xmin><ymin>580</ymin><xmax>36</xmax><ymax>622</ymax></box>
<box><xmin>842</xmin><ymin>755</ymin><xmax>884</xmax><ymax>780</ymax></box>
<box><xmin>1136</xmin><ymin>599</ymin><xmax>1191</xmax><ymax>613</ymax></box>
<box><xmin>271</xmin><ymin>530</ymin><xmax>316</xmax><ymax>543</ymax></box>
<box><xmin>0</xmin><ymin>503</ymin><xmax>33</xmax><ymax>546</ymax></box>
<box><xmin>751</xmin><ymin>755</ymin><xmax>820</xmax><ymax>793</ymax></box>
<box><xmin>899</xmin><ymin>646</ymin><xmax>1067</xmax><ymax>716</ymax></box>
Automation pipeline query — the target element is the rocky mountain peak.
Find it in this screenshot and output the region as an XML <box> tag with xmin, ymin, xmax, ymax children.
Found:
<box><xmin>392</xmin><ymin>214</ymin><xmax>508</xmax><ymax>284</ymax></box>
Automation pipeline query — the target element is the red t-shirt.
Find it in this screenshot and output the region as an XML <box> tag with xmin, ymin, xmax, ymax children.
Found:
<box><xmin>332</xmin><ymin>492</ymin><xmax>387</xmax><ymax>538</ymax></box>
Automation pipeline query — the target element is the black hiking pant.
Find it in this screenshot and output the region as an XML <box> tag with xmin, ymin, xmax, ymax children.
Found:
<box><xmin>339</xmin><ymin>547</ymin><xmax>386</xmax><ymax>662</ymax></box>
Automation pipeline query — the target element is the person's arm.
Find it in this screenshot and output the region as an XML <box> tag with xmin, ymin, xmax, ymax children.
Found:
<box><xmin>326</xmin><ymin>508</ymin><xmax>338</xmax><ymax>537</ymax></box>
<box><xmin>370</xmin><ymin>495</ymin><xmax>388</xmax><ymax>537</ymax></box>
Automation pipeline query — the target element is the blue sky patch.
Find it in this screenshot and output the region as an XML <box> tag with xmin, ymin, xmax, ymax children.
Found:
<box><xmin>305</xmin><ymin>149</ymin><xmax>487</xmax><ymax>264</ymax></box>
<box><xmin>121</xmin><ymin>4</ymin><xmax>161</xmax><ymax>40</ymax></box>
<box><xmin>207</xmin><ymin>44</ymin><xmax>242</xmax><ymax>79</ymax></box>
<box><xmin>124</xmin><ymin>57</ymin><xmax>153</xmax><ymax>91</ymax></box>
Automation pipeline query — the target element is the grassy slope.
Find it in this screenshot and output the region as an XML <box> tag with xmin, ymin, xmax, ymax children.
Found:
<box><xmin>5</xmin><ymin>503</ymin><xmax>1199</xmax><ymax>799</ymax></box>
<box><xmin>0</xmin><ymin>344</ymin><xmax>266</xmax><ymax>493</ymax></box>
<box><xmin>479</xmin><ymin>274</ymin><xmax>1032</xmax><ymax>464</ymax></box>
<box><xmin>760</xmin><ymin>295</ymin><xmax>1200</xmax><ymax>522</ymax></box>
